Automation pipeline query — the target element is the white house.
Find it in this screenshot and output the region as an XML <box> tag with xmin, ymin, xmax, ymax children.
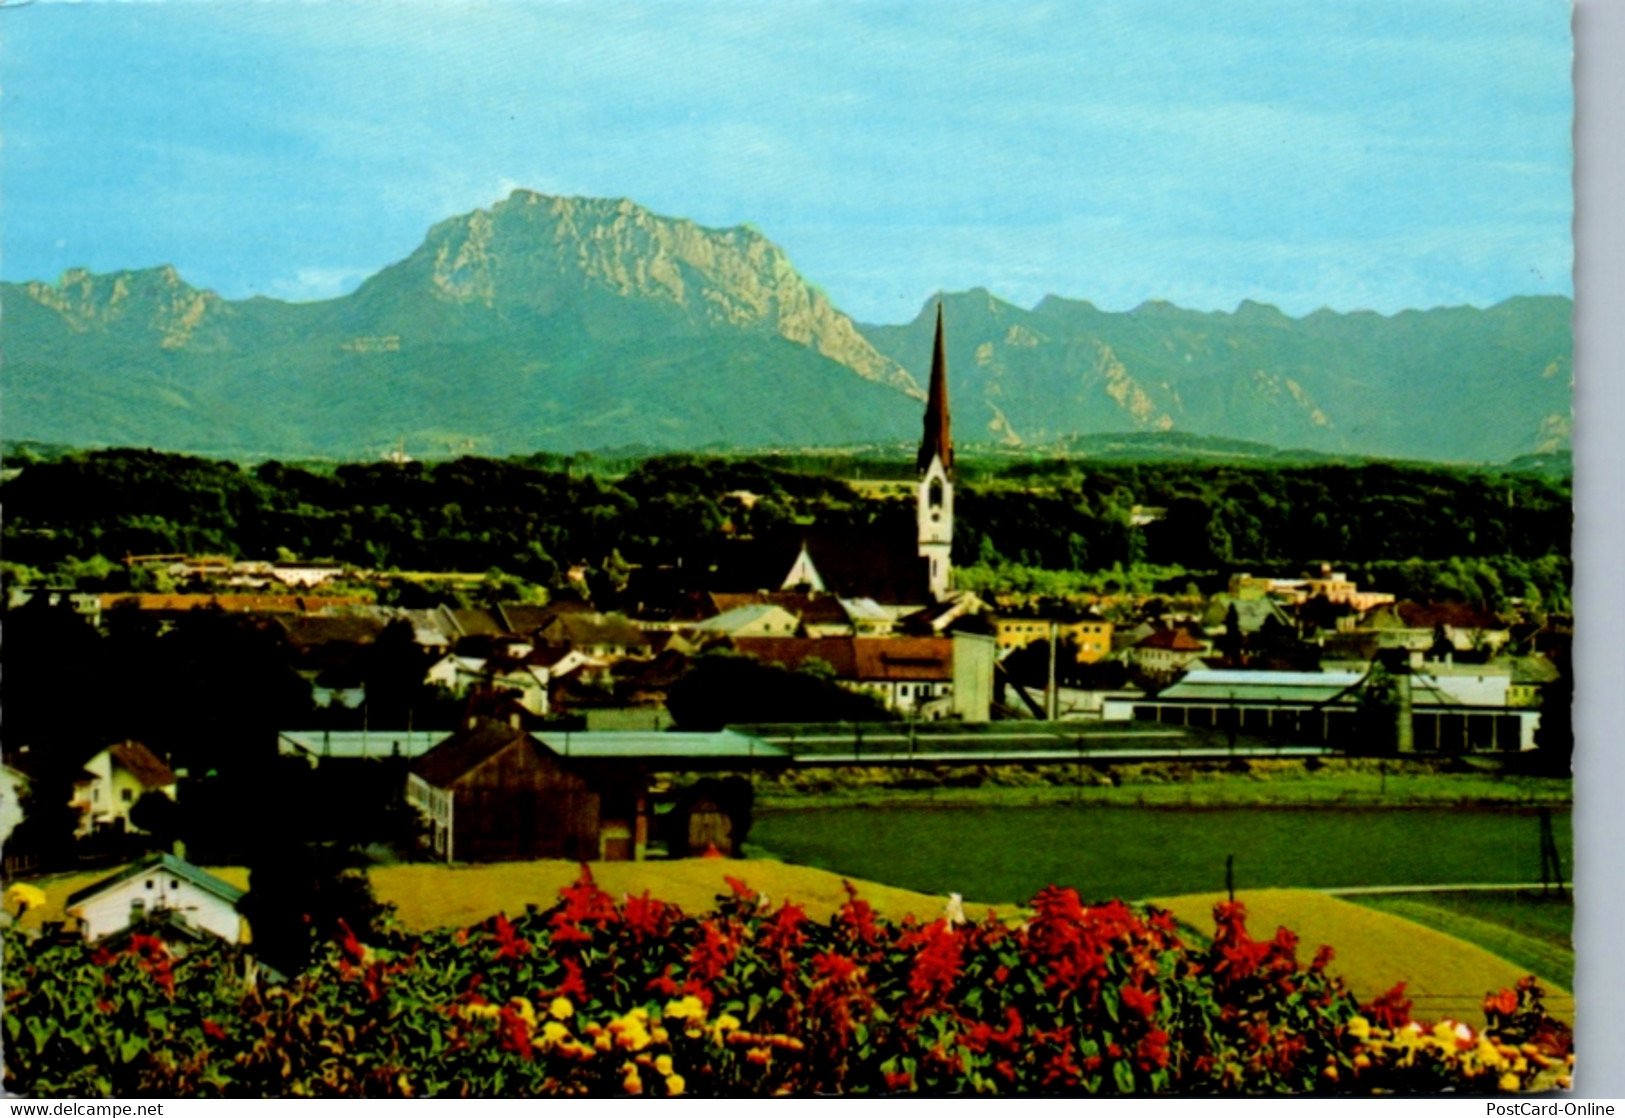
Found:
<box><xmin>65</xmin><ymin>853</ymin><xmax>247</xmax><ymax>944</ymax></box>
<box><xmin>70</xmin><ymin>742</ymin><xmax>178</xmax><ymax>838</ymax></box>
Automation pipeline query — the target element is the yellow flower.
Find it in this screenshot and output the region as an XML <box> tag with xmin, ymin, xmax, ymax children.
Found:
<box><xmin>548</xmin><ymin>996</ymin><xmax>574</xmax><ymax>1021</ymax></box>
<box><xmin>623</xmin><ymin>1070</ymin><xmax>644</xmax><ymax>1096</ymax></box>
<box><xmin>715</xmin><ymin>1013</ymin><xmax>742</xmax><ymax>1033</ymax></box>
<box><xmin>664</xmin><ymin>995</ymin><xmax>707</xmax><ymax>1022</ymax></box>
<box><xmin>1499</xmin><ymin>1073</ymin><xmax>1521</xmax><ymax>1093</ymax></box>
<box><xmin>1347</xmin><ymin>1016</ymin><xmax>1371</xmax><ymax>1040</ymax></box>
<box><xmin>652</xmin><ymin>1026</ymin><xmax>670</xmax><ymax>1045</ymax></box>
<box><xmin>666</xmin><ymin>1074</ymin><xmax>686</xmax><ymax>1097</ymax></box>
<box><xmin>655</xmin><ymin>1054</ymin><xmax>674</xmax><ymax>1077</ymax></box>
<box><xmin>510</xmin><ymin>998</ymin><xmax>537</xmax><ymax>1028</ymax></box>
<box><xmin>542</xmin><ymin>1021</ymin><xmax>570</xmax><ymax>1043</ymax></box>
<box><xmin>5</xmin><ymin>884</ymin><xmax>46</xmax><ymax>914</ymax></box>
<box><xmin>612</xmin><ymin>1016</ymin><xmax>652</xmax><ymax>1051</ymax></box>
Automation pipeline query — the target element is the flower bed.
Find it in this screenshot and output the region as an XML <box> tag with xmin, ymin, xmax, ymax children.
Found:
<box><xmin>1</xmin><ymin>869</ymin><xmax>1573</xmax><ymax>1097</ymax></box>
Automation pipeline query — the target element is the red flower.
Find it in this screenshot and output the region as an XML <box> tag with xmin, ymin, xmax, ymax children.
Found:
<box><xmin>646</xmin><ymin>964</ymin><xmax>681</xmax><ymax>997</ymax></box>
<box><xmin>624</xmin><ymin>892</ymin><xmax>675</xmax><ymax>941</ymax></box>
<box><xmin>1134</xmin><ymin>1029</ymin><xmax>1171</xmax><ymax>1072</ymax></box>
<box><xmin>762</xmin><ymin>901</ymin><xmax>808</xmax><ymax>954</ymax></box>
<box><xmin>903</xmin><ymin>920</ymin><xmax>963</xmax><ymax>1006</ymax></box>
<box><xmin>203</xmin><ymin>1019</ymin><xmax>228</xmax><ymax>1041</ymax></box>
<box><xmin>1363</xmin><ymin>982</ymin><xmax>1412</xmax><ymax>1030</ymax></box>
<box><xmin>550</xmin><ymin>864</ymin><xmax>620</xmax><ymax>942</ymax></box>
<box><xmin>489</xmin><ymin>913</ymin><xmax>531</xmax><ymax>961</ymax></box>
<box><xmin>336</xmin><ymin>918</ymin><xmax>367</xmax><ymax>965</ymax></box>
<box><xmin>1121</xmin><ymin>982</ymin><xmax>1159</xmax><ymax>1019</ymax></box>
<box><xmin>547</xmin><ymin>957</ymin><xmax>588</xmax><ymax>1003</ymax></box>
<box><xmin>835</xmin><ymin>882</ymin><xmax>882</xmax><ymax>948</ymax></box>
<box><xmin>1484</xmin><ymin>987</ymin><xmax>1518</xmax><ymax>1018</ymax></box>
<box><xmin>686</xmin><ymin>920</ymin><xmax>738</xmax><ymax>985</ymax></box>
<box><xmin>883</xmin><ymin>1070</ymin><xmax>912</xmax><ymax>1091</ymax></box>
<box><xmin>811</xmin><ymin>951</ymin><xmax>860</xmax><ymax>984</ymax></box>
<box><xmin>497</xmin><ymin>1006</ymin><xmax>533</xmax><ymax>1060</ymax></box>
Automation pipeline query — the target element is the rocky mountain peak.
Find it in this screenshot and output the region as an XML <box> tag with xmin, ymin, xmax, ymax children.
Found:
<box><xmin>19</xmin><ymin>264</ymin><xmax>229</xmax><ymax>349</ymax></box>
<box><xmin>393</xmin><ymin>190</ymin><xmax>918</xmax><ymax>394</ymax></box>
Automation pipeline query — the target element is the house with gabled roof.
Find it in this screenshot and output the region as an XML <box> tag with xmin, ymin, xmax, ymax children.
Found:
<box><xmin>65</xmin><ymin>852</ymin><xmax>247</xmax><ymax>944</ymax></box>
<box><xmin>729</xmin><ymin>636</ymin><xmax>958</xmax><ymax>716</ymax></box>
<box><xmin>1131</xmin><ymin>626</ymin><xmax>1211</xmax><ymax>679</ymax></box>
<box><xmin>70</xmin><ymin>741</ymin><xmax>178</xmax><ymax>838</ymax></box>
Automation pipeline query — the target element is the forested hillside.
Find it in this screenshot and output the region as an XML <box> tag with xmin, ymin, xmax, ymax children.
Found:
<box><xmin>0</xmin><ymin>449</ymin><xmax>1571</xmax><ymax>611</ymax></box>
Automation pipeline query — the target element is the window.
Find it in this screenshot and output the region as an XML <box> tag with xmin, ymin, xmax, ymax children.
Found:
<box><xmin>146</xmin><ymin>879</ymin><xmax>154</xmax><ymax>890</ymax></box>
<box><xmin>122</xmin><ymin>789</ymin><xmax>134</xmax><ymax>804</ymax></box>
<box><xmin>928</xmin><ymin>478</ymin><xmax>944</xmax><ymax>509</ymax></box>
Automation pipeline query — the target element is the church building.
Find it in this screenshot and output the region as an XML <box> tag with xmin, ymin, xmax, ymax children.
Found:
<box><xmin>766</xmin><ymin>303</ymin><xmax>961</xmax><ymax>612</ymax></box>
<box><xmin>689</xmin><ymin>305</ymin><xmax>968</xmax><ymax>622</ymax></box>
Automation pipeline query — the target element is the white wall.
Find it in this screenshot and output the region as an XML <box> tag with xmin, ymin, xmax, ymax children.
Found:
<box><xmin>72</xmin><ymin>871</ymin><xmax>243</xmax><ymax>944</ymax></box>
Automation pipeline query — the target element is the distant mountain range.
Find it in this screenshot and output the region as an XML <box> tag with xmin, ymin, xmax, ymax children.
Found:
<box><xmin>1</xmin><ymin>190</ymin><xmax>1571</xmax><ymax>462</ymax></box>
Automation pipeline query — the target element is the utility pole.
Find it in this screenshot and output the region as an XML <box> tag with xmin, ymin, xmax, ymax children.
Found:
<box><xmin>1046</xmin><ymin>621</ymin><xmax>1059</xmax><ymax>722</ymax></box>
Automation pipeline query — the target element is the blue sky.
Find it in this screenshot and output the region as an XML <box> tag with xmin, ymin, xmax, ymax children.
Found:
<box><xmin>1</xmin><ymin>0</ymin><xmax>1572</xmax><ymax>323</ymax></box>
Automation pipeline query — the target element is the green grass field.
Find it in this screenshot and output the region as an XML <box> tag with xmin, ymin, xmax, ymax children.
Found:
<box><xmin>747</xmin><ymin>804</ymin><xmax>1574</xmax><ymax>906</ymax></box>
<box><xmin>1348</xmin><ymin>890</ymin><xmax>1574</xmax><ymax>990</ymax></box>
<box><xmin>752</xmin><ymin>759</ymin><xmax>1573</xmax><ymax>812</ymax></box>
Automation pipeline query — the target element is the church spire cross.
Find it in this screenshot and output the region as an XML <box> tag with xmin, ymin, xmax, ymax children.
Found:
<box><xmin>917</xmin><ymin>301</ymin><xmax>953</xmax><ymax>477</ymax></box>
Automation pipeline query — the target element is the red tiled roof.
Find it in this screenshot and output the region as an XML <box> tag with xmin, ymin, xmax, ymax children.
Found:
<box><xmin>730</xmin><ymin>637</ymin><xmax>857</xmax><ymax>677</ymax></box>
<box><xmin>1136</xmin><ymin>628</ymin><xmax>1208</xmax><ymax>652</ymax></box>
<box><xmin>729</xmin><ymin>637</ymin><xmax>951</xmax><ymax>682</ymax></box>
<box><xmin>1395</xmin><ymin>601</ymin><xmax>1507</xmax><ymax>631</ymax></box>
<box><xmin>108</xmin><ymin>741</ymin><xmax>177</xmax><ymax>789</ymax></box>
<box><xmin>852</xmin><ymin>638</ymin><xmax>952</xmax><ymax>682</ymax></box>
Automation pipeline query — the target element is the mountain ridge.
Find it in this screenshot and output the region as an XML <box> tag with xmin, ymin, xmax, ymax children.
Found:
<box><xmin>2</xmin><ymin>190</ymin><xmax>1572</xmax><ymax>462</ymax></box>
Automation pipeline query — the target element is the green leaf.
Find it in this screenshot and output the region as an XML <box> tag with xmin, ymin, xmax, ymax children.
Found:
<box><xmin>1113</xmin><ymin>1060</ymin><xmax>1135</xmax><ymax>1094</ymax></box>
<box><xmin>747</xmin><ymin>993</ymin><xmax>764</xmax><ymax>1022</ymax></box>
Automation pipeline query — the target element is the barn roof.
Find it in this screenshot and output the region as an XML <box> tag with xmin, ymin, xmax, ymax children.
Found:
<box><xmin>408</xmin><ymin>721</ymin><xmax>534</xmax><ymax>787</ymax></box>
<box><xmin>67</xmin><ymin>852</ymin><xmax>245</xmax><ymax>910</ymax></box>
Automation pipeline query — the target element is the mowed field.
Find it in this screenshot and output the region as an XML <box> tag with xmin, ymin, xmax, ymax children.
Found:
<box><xmin>1347</xmin><ymin>890</ymin><xmax>1574</xmax><ymax>991</ymax></box>
<box><xmin>15</xmin><ymin>861</ymin><xmax>1570</xmax><ymax>1029</ymax></box>
<box><xmin>12</xmin><ymin>859</ymin><xmax>990</xmax><ymax>936</ymax></box>
<box><xmin>1151</xmin><ymin>889</ymin><xmax>1574</xmax><ymax>1027</ymax></box>
<box><xmin>748</xmin><ymin>804</ymin><xmax>1573</xmax><ymax>904</ymax></box>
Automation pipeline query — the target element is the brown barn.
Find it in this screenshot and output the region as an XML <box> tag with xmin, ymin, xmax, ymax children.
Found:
<box><xmin>405</xmin><ymin>718</ymin><xmax>786</xmax><ymax>863</ymax></box>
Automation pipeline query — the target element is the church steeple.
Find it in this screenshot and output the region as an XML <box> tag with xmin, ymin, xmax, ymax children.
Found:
<box><xmin>917</xmin><ymin>303</ymin><xmax>954</xmax><ymax>478</ymax></box>
<box><xmin>917</xmin><ymin>302</ymin><xmax>954</xmax><ymax>601</ymax></box>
